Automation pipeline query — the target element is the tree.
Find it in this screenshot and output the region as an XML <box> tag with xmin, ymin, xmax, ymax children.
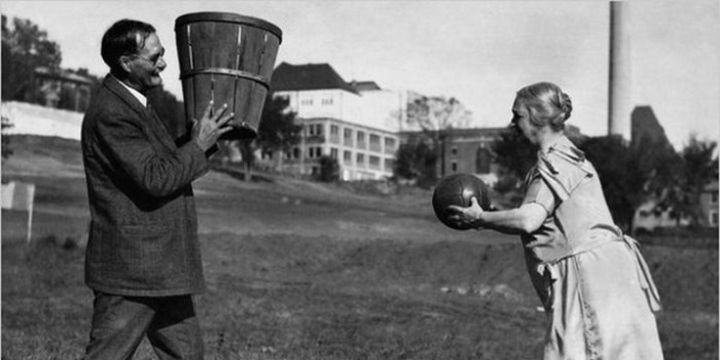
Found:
<box><xmin>580</xmin><ymin>133</ymin><xmax>684</xmax><ymax>232</ymax></box>
<box><xmin>317</xmin><ymin>155</ymin><xmax>340</xmax><ymax>182</ymax></box>
<box><xmin>234</xmin><ymin>138</ymin><xmax>256</xmax><ymax>180</ymax></box>
<box><xmin>2</xmin><ymin>15</ymin><xmax>62</xmax><ymax>101</ymax></box>
<box><xmin>580</xmin><ymin>136</ymin><xmax>645</xmax><ymax>231</ymax></box>
<box><xmin>218</xmin><ymin>94</ymin><xmax>299</xmax><ymax>180</ymax></box>
<box><xmin>661</xmin><ymin>135</ymin><xmax>718</xmax><ymax>226</ymax></box>
<box><xmin>406</xmin><ymin>96</ymin><xmax>472</xmax><ymax>132</ymax></box>
<box><xmin>404</xmin><ymin>95</ymin><xmax>472</xmax><ymax>182</ymax></box>
<box><xmin>491</xmin><ymin>129</ymin><xmax>536</xmax><ymax>186</ymax></box>
<box><xmin>256</xmin><ymin>95</ymin><xmax>301</xmax><ymax>170</ymax></box>
<box><xmin>393</xmin><ymin>139</ymin><xmax>438</xmax><ymax>188</ymax></box>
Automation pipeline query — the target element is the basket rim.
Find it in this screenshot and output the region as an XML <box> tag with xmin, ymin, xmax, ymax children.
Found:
<box><xmin>175</xmin><ymin>12</ymin><xmax>282</xmax><ymax>42</ymax></box>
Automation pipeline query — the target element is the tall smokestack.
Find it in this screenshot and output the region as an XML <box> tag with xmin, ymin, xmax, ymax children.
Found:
<box><xmin>608</xmin><ymin>1</ymin><xmax>632</xmax><ymax>139</ymax></box>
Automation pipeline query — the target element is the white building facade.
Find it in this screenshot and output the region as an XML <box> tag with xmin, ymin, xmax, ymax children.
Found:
<box><xmin>270</xmin><ymin>63</ymin><xmax>408</xmax><ymax>180</ymax></box>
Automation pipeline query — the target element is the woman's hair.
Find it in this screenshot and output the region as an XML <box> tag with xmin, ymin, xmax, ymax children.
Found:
<box><xmin>101</xmin><ymin>19</ymin><xmax>156</xmax><ymax>76</ymax></box>
<box><xmin>515</xmin><ymin>82</ymin><xmax>573</xmax><ymax>131</ymax></box>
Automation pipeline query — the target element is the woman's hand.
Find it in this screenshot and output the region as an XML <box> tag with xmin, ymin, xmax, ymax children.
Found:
<box><xmin>447</xmin><ymin>197</ymin><xmax>486</xmax><ymax>230</ymax></box>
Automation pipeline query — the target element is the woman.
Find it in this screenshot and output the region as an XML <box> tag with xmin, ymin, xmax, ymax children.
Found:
<box><xmin>448</xmin><ymin>82</ymin><xmax>663</xmax><ymax>360</ymax></box>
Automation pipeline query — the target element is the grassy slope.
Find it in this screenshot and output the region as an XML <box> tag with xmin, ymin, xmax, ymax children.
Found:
<box><xmin>1</xmin><ymin>135</ymin><xmax>717</xmax><ymax>359</ymax></box>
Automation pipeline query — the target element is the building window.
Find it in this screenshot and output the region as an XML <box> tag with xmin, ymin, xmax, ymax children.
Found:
<box><xmin>330</xmin><ymin>148</ymin><xmax>338</xmax><ymax>159</ymax></box>
<box><xmin>712</xmin><ymin>192</ymin><xmax>718</xmax><ymax>204</ymax></box>
<box><xmin>293</xmin><ymin>147</ymin><xmax>301</xmax><ymax>159</ymax></box>
<box><xmin>384</xmin><ymin>158</ymin><xmax>394</xmax><ymax>171</ymax></box>
<box><xmin>451</xmin><ymin>146</ymin><xmax>458</xmax><ymax>156</ymax></box>
<box><xmin>369</xmin><ymin>155</ymin><xmax>381</xmax><ymax>169</ymax></box>
<box><xmin>307</xmin><ymin>123</ymin><xmax>323</xmax><ymax>136</ymax></box>
<box><xmin>384</xmin><ymin>137</ymin><xmax>396</xmax><ymax>154</ymax></box>
<box><xmin>329</xmin><ymin>124</ymin><xmax>340</xmax><ymax>143</ymax></box>
<box><xmin>369</xmin><ymin>134</ymin><xmax>381</xmax><ymax>152</ymax></box>
<box><xmin>343</xmin><ymin>128</ymin><xmax>353</xmax><ymax>146</ymax></box>
<box><xmin>356</xmin><ymin>131</ymin><xmax>366</xmax><ymax>149</ymax></box>
<box><xmin>711</xmin><ymin>211</ymin><xmax>718</xmax><ymax>226</ymax></box>
<box><xmin>343</xmin><ymin>150</ymin><xmax>352</xmax><ymax>164</ymax></box>
<box><xmin>321</xmin><ymin>97</ymin><xmax>333</xmax><ymax>105</ymax></box>
<box><xmin>476</xmin><ymin>147</ymin><xmax>492</xmax><ymax>174</ymax></box>
<box><xmin>308</xmin><ymin>146</ymin><xmax>323</xmax><ymax>158</ymax></box>
<box><xmin>300</xmin><ymin>97</ymin><xmax>313</xmax><ymax>106</ymax></box>
<box><xmin>451</xmin><ymin>161</ymin><xmax>458</xmax><ymax>172</ymax></box>
<box><xmin>356</xmin><ymin>153</ymin><xmax>365</xmax><ymax>167</ymax></box>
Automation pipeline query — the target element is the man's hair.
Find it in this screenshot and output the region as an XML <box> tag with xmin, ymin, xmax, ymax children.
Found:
<box><xmin>101</xmin><ymin>19</ymin><xmax>156</xmax><ymax>76</ymax></box>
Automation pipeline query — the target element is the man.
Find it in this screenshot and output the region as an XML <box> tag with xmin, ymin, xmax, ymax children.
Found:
<box><xmin>81</xmin><ymin>19</ymin><xmax>232</xmax><ymax>359</ymax></box>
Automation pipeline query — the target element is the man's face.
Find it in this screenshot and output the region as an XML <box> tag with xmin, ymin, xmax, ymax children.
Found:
<box><xmin>124</xmin><ymin>32</ymin><xmax>166</xmax><ymax>93</ymax></box>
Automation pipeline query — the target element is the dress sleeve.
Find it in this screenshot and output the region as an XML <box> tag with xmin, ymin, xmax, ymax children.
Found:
<box><xmin>522</xmin><ymin>171</ymin><xmax>557</xmax><ymax>214</ymax></box>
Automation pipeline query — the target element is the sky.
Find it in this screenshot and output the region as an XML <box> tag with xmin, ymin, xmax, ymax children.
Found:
<box><xmin>1</xmin><ymin>0</ymin><xmax>718</xmax><ymax>150</ymax></box>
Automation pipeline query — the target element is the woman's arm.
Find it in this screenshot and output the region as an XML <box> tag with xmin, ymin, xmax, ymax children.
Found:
<box><xmin>448</xmin><ymin>198</ymin><xmax>548</xmax><ymax>235</ymax></box>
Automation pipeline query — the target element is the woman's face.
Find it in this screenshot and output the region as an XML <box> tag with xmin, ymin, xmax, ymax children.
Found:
<box><xmin>511</xmin><ymin>98</ymin><xmax>540</xmax><ymax>144</ymax></box>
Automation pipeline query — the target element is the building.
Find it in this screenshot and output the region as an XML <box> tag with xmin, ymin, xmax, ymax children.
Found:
<box><xmin>33</xmin><ymin>67</ymin><xmax>95</xmax><ymax>112</ymax></box>
<box><xmin>399</xmin><ymin>127</ymin><xmax>506</xmax><ymax>185</ymax></box>
<box><xmin>1</xmin><ymin>101</ymin><xmax>83</xmax><ymax>140</ymax></box>
<box><xmin>269</xmin><ymin>62</ymin><xmax>406</xmax><ymax>180</ymax></box>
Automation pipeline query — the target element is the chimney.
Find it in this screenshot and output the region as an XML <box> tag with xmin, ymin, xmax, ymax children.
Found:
<box><xmin>608</xmin><ymin>1</ymin><xmax>632</xmax><ymax>140</ymax></box>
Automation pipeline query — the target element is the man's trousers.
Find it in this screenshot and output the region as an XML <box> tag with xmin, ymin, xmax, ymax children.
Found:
<box><xmin>84</xmin><ymin>291</ymin><xmax>203</xmax><ymax>360</ymax></box>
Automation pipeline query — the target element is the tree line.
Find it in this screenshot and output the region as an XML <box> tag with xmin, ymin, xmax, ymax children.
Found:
<box><xmin>395</xmin><ymin>103</ymin><xmax>718</xmax><ymax>232</ymax></box>
<box><xmin>1</xmin><ymin>15</ymin><xmax>302</xmax><ymax>177</ymax></box>
<box><xmin>3</xmin><ymin>15</ymin><xmax>717</xmax><ymax>228</ymax></box>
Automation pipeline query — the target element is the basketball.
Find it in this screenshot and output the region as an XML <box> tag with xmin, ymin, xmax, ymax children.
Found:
<box><xmin>432</xmin><ymin>173</ymin><xmax>491</xmax><ymax>230</ymax></box>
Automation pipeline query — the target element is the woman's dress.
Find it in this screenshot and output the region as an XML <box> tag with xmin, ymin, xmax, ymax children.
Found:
<box><xmin>521</xmin><ymin>136</ymin><xmax>663</xmax><ymax>360</ymax></box>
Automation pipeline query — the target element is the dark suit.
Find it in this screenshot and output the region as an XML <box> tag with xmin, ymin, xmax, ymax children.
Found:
<box><xmin>81</xmin><ymin>75</ymin><xmax>208</xmax><ymax>359</ymax></box>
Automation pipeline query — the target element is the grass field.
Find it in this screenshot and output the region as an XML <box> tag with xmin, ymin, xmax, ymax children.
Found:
<box><xmin>2</xmin><ymin>135</ymin><xmax>717</xmax><ymax>359</ymax></box>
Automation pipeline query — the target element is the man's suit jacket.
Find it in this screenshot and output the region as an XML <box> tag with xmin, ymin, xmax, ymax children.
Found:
<box><xmin>81</xmin><ymin>75</ymin><xmax>208</xmax><ymax>296</ymax></box>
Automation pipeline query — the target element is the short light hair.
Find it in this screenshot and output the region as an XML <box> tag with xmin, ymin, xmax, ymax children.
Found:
<box><xmin>101</xmin><ymin>19</ymin><xmax>156</xmax><ymax>76</ymax></box>
<box><xmin>515</xmin><ymin>82</ymin><xmax>573</xmax><ymax>131</ymax></box>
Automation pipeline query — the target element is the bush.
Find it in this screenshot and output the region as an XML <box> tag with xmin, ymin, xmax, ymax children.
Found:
<box><xmin>634</xmin><ymin>227</ymin><xmax>719</xmax><ymax>249</ymax></box>
<box><xmin>651</xmin><ymin>226</ymin><xmax>719</xmax><ymax>238</ymax></box>
<box><xmin>317</xmin><ymin>155</ymin><xmax>340</xmax><ymax>182</ymax></box>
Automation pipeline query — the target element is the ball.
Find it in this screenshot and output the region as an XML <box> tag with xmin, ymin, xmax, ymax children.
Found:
<box><xmin>432</xmin><ymin>173</ymin><xmax>491</xmax><ymax>230</ymax></box>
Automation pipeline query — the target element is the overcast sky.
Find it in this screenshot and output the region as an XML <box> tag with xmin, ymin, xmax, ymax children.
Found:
<box><xmin>2</xmin><ymin>0</ymin><xmax>718</xmax><ymax>149</ymax></box>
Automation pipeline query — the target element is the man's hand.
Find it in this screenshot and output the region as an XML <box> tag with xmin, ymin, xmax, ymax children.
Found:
<box><xmin>447</xmin><ymin>197</ymin><xmax>486</xmax><ymax>230</ymax></box>
<box><xmin>191</xmin><ymin>102</ymin><xmax>234</xmax><ymax>151</ymax></box>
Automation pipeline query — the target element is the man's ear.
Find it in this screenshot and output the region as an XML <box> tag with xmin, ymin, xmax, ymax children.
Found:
<box><xmin>119</xmin><ymin>55</ymin><xmax>133</xmax><ymax>73</ymax></box>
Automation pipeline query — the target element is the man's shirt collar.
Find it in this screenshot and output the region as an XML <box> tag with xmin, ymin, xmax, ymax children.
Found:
<box><xmin>111</xmin><ymin>74</ymin><xmax>147</xmax><ymax>107</ymax></box>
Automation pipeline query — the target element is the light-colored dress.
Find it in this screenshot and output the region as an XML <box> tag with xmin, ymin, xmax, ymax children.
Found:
<box><xmin>521</xmin><ymin>136</ymin><xmax>663</xmax><ymax>360</ymax></box>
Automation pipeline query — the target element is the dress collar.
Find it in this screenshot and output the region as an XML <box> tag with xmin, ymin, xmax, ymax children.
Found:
<box><xmin>537</xmin><ymin>135</ymin><xmax>586</xmax><ymax>170</ymax></box>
